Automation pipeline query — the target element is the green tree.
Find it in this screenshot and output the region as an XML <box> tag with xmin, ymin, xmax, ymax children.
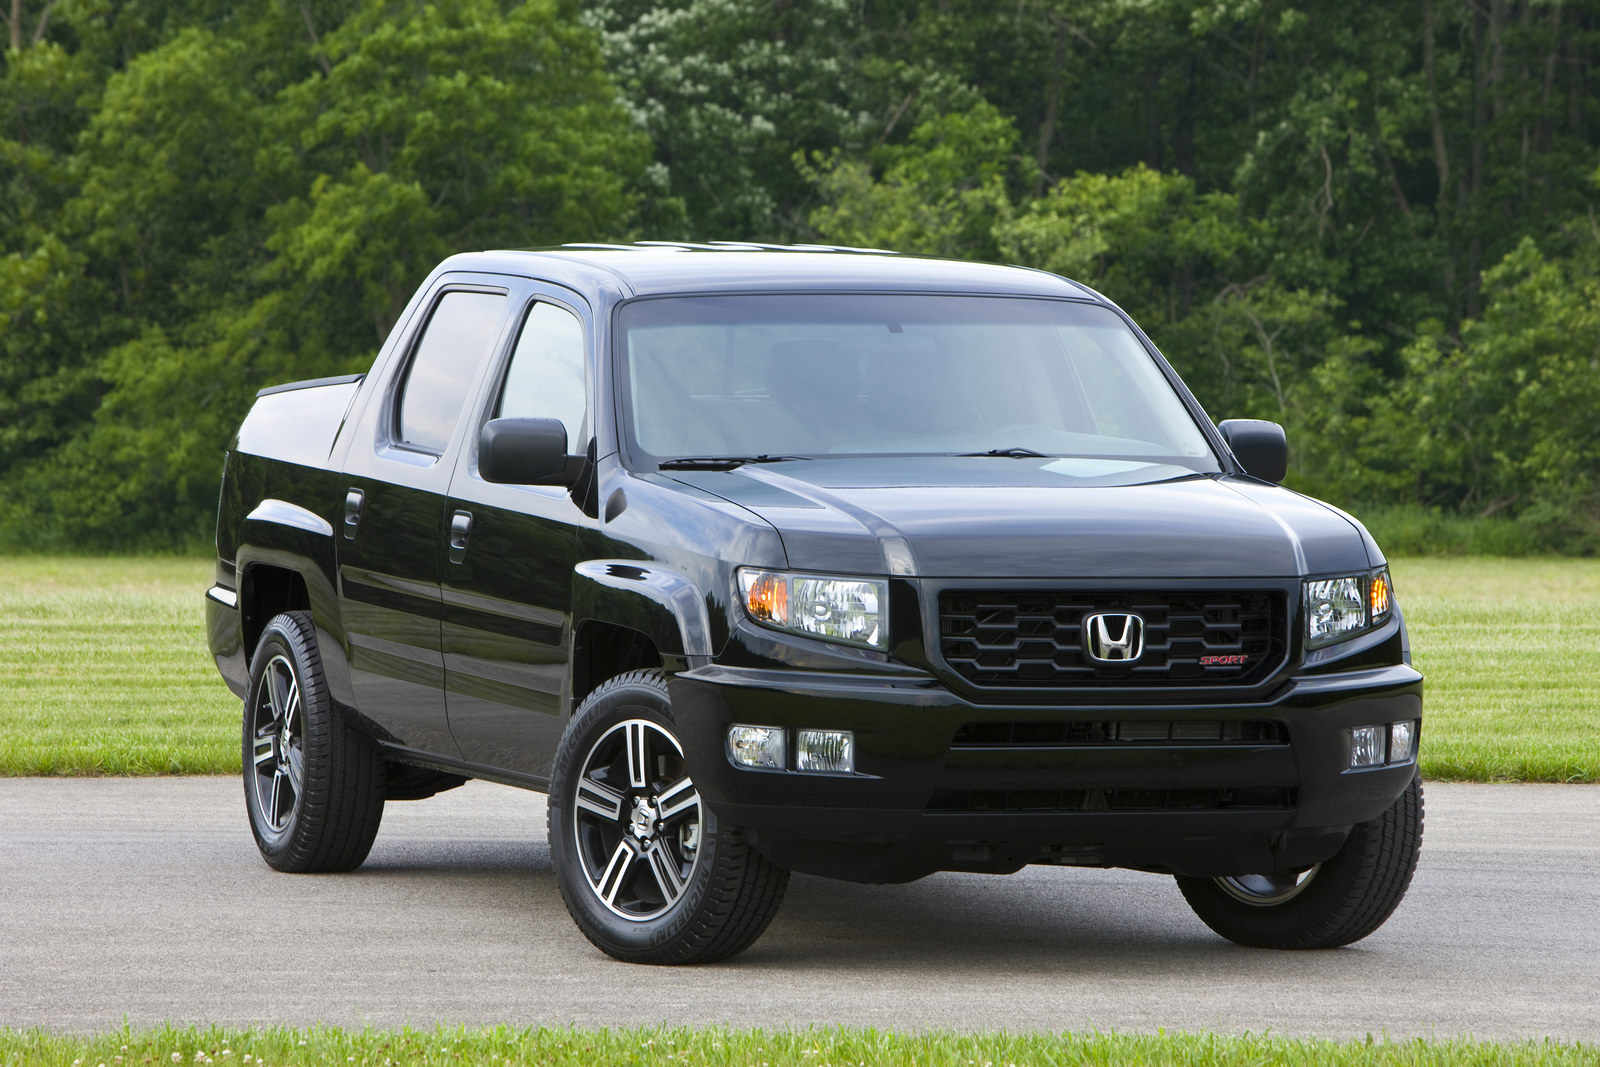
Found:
<box><xmin>0</xmin><ymin>0</ymin><xmax>650</xmax><ymax>549</ymax></box>
<box><xmin>803</xmin><ymin>102</ymin><xmax>1022</xmax><ymax>260</ymax></box>
<box><xmin>586</xmin><ymin>0</ymin><xmax>988</xmax><ymax>238</ymax></box>
<box><xmin>1387</xmin><ymin>219</ymin><xmax>1600</xmax><ymax>542</ymax></box>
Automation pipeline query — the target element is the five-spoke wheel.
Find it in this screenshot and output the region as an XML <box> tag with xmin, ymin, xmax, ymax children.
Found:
<box><xmin>571</xmin><ymin>719</ymin><xmax>704</xmax><ymax>920</ymax></box>
<box><xmin>249</xmin><ymin>654</ymin><xmax>306</xmax><ymax>834</ymax></box>
<box><xmin>549</xmin><ymin>670</ymin><xmax>789</xmax><ymax>964</ymax></box>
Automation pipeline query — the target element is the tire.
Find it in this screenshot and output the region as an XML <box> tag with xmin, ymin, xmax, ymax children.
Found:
<box><xmin>242</xmin><ymin>611</ymin><xmax>385</xmax><ymax>873</ymax></box>
<box><xmin>1176</xmin><ymin>772</ymin><xmax>1424</xmax><ymax>949</ymax></box>
<box><xmin>547</xmin><ymin>669</ymin><xmax>789</xmax><ymax>964</ymax></box>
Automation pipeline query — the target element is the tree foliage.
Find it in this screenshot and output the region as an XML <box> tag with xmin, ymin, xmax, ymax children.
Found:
<box><xmin>1388</xmin><ymin>211</ymin><xmax>1600</xmax><ymax>541</ymax></box>
<box><xmin>1</xmin><ymin>0</ymin><xmax>648</xmax><ymax>548</ymax></box>
<box><xmin>2</xmin><ymin>0</ymin><xmax>1598</xmax><ymax>550</ymax></box>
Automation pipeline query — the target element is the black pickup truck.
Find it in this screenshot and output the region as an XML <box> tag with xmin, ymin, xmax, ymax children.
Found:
<box><xmin>206</xmin><ymin>243</ymin><xmax>1423</xmax><ymax>964</ymax></box>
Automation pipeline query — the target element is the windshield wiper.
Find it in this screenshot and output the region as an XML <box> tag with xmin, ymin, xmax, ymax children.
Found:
<box><xmin>657</xmin><ymin>455</ymin><xmax>809</xmax><ymax>471</ymax></box>
<box><xmin>959</xmin><ymin>447</ymin><xmax>1050</xmax><ymax>458</ymax></box>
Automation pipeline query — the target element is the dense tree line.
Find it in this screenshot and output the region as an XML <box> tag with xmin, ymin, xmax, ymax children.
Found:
<box><xmin>2</xmin><ymin>0</ymin><xmax>1597</xmax><ymax>551</ymax></box>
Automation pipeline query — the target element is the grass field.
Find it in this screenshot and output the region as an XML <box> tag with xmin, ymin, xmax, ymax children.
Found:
<box><xmin>0</xmin><ymin>556</ymin><xmax>1596</xmax><ymax>781</ymax></box>
<box><xmin>0</xmin><ymin>1025</ymin><xmax>1596</xmax><ymax>1067</ymax></box>
<box><xmin>0</xmin><ymin>557</ymin><xmax>232</xmax><ymax>775</ymax></box>
<box><xmin>1397</xmin><ymin>559</ymin><xmax>1600</xmax><ymax>782</ymax></box>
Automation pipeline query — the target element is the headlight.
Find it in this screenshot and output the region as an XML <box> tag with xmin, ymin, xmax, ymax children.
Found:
<box><xmin>1304</xmin><ymin>567</ymin><xmax>1393</xmax><ymax>649</ymax></box>
<box><xmin>738</xmin><ymin>568</ymin><xmax>888</xmax><ymax>650</ymax></box>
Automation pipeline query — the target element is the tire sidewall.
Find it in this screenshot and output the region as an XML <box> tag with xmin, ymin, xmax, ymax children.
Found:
<box><xmin>241</xmin><ymin>614</ymin><xmax>322</xmax><ymax>862</ymax></box>
<box><xmin>1187</xmin><ymin>851</ymin><xmax>1363</xmax><ymax>942</ymax></box>
<box><xmin>1179</xmin><ymin>773</ymin><xmax>1422</xmax><ymax>948</ymax></box>
<box><xmin>548</xmin><ymin>674</ymin><xmax>724</xmax><ymax>959</ymax></box>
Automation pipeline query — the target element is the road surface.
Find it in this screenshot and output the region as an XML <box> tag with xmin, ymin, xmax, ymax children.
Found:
<box><xmin>2</xmin><ymin>777</ymin><xmax>1596</xmax><ymax>1040</ymax></box>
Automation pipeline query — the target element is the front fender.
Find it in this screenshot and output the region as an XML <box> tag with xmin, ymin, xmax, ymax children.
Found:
<box><xmin>572</xmin><ymin>560</ymin><xmax>714</xmax><ymax>662</ymax></box>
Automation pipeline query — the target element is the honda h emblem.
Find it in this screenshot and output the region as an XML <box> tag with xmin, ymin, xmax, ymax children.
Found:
<box><xmin>1084</xmin><ymin>612</ymin><xmax>1145</xmax><ymax>663</ymax></box>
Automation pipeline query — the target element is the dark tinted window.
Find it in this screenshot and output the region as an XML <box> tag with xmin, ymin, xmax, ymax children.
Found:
<box><xmin>497</xmin><ymin>302</ymin><xmax>587</xmax><ymax>437</ymax></box>
<box><xmin>397</xmin><ymin>291</ymin><xmax>506</xmax><ymax>453</ymax></box>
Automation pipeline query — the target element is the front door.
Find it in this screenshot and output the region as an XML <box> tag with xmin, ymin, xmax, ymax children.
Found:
<box><xmin>441</xmin><ymin>290</ymin><xmax>591</xmax><ymax>780</ymax></box>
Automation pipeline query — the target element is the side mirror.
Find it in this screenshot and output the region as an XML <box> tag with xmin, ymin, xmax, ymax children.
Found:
<box><xmin>479</xmin><ymin>418</ymin><xmax>571</xmax><ymax>484</ymax></box>
<box><xmin>1218</xmin><ymin>419</ymin><xmax>1287</xmax><ymax>483</ymax></box>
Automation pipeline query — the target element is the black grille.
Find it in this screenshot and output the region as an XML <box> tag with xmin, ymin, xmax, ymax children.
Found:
<box><xmin>926</xmin><ymin>787</ymin><xmax>1294</xmax><ymax>813</ymax></box>
<box><xmin>952</xmin><ymin>720</ymin><xmax>1285</xmax><ymax>747</ymax></box>
<box><xmin>938</xmin><ymin>589</ymin><xmax>1285</xmax><ymax>687</ymax></box>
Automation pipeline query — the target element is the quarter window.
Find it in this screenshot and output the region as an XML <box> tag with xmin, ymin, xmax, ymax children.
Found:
<box><xmin>497</xmin><ymin>301</ymin><xmax>587</xmax><ymax>438</ymax></box>
<box><xmin>397</xmin><ymin>290</ymin><xmax>507</xmax><ymax>453</ymax></box>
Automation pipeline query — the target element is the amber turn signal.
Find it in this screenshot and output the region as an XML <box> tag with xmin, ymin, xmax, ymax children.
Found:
<box><xmin>744</xmin><ymin>571</ymin><xmax>788</xmax><ymax>624</ymax></box>
<box><xmin>1370</xmin><ymin>569</ymin><xmax>1392</xmax><ymax>620</ymax></box>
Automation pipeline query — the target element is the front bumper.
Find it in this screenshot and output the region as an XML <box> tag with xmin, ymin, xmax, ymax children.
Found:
<box><xmin>669</xmin><ymin>661</ymin><xmax>1422</xmax><ymax>882</ymax></box>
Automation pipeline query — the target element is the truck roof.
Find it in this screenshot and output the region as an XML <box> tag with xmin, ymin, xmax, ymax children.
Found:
<box><xmin>451</xmin><ymin>243</ymin><xmax>1096</xmax><ymax>301</ymax></box>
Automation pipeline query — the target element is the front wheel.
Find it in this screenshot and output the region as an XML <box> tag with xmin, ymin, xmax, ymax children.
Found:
<box><xmin>548</xmin><ymin>670</ymin><xmax>789</xmax><ymax>964</ymax></box>
<box><xmin>1176</xmin><ymin>773</ymin><xmax>1423</xmax><ymax>949</ymax></box>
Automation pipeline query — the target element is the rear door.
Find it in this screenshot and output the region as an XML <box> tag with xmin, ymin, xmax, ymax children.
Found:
<box><xmin>337</xmin><ymin>280</ymin><xmax>512</xmax><ymax>757</ymax></box>
<box><xmin>440</xmin><ymin>285</ymin><xmax>592</xmax><ymax>781</ymax></box>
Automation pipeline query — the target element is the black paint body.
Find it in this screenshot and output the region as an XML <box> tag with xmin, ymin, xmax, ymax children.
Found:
<box><xmin>207</xmin><ymin>246</ymin><xmax>1422</xmax><ymax>883</ymax></box>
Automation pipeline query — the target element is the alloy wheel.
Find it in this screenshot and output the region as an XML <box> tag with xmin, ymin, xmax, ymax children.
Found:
<box><xmin>571</xmin><ymin>718</ymin><xmax>703</xmax><ymax>921</ymax></box>
<box><xmin>250</xmin><ymin>653</ymin><xmax>305</xmax><ymax>834</ymax></box>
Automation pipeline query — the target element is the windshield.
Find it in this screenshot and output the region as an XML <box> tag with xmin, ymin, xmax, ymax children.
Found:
<box><xmin>616</xmin><ymin>294</ymin><xmax>1220</xmax><ymax>472</ymax></box>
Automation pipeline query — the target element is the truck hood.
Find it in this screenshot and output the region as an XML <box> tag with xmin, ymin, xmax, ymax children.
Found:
<box><xmin>667</xmin><ymin>457</ymin><xmax>1372</xmax><ymax>579</ymax></box>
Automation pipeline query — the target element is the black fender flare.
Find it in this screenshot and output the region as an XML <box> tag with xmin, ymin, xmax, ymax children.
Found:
<box><xmin>234</xmin><ymin>499</ymin><xmax>353</xmax><ymax>707</ymax></box>
<box><xmin>571</xmin><ymin>560</ymin><xmax>715</xmax><ymax>663</ymax></box>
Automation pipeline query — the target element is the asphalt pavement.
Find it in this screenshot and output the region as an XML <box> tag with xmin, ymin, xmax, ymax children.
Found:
<box><xmin>1</xmin><ymin>777</ymin><xmax>1596</xmax><ymax>1040</ymax></box>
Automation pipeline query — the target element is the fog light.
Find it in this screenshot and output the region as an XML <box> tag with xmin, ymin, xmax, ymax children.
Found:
<box><xmin>1390</xmin><ymin>720</ymin><xmax>1417</xmax><ymax>763</ymax></box>
<box><xmin>1349</xmin><ymin>725</ymin><xmax>1386</xmax><ymax>768</ymax></box>
<box><xmin>727</xmin><ymin>725</ymin><xmax>785</xmax><ymax>770</ymax></box>
<box><xmin>797</xmin><ymin>729</ymin><xmax>854</xmax><ymax>774</ymax></box>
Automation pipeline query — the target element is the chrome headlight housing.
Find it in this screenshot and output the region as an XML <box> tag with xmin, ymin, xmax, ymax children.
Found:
<box><xmin>1304</xmin><ymin>567</ymin><xmax>1393</xmax><ymax>649</ymax></box>
<box><xmin>738</xmin><ymin>568</ymin><xmax>888</xmax><ymax>650</ymax></box>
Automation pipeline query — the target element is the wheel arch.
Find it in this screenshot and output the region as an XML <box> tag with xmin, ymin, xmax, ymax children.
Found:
<box><xmin>569</xmin><ymin>560</ymin><xmax>714</xmax><ymax>710</ymax></box>
<box><xmin>239</xmin><ymin>564</ymin><xmax>311</xmax><ymax>660</ymax></box>
<box><xmin>234</xmin><ymin>506</ymin><xmax>354</xmax><ymax>709</ymax></box>
<box><xmin>571</xmin><ymin>620</ymin><xmax>664</xmax><ymax>711</ymax></box>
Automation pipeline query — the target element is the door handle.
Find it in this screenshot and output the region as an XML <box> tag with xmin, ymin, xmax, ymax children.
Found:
<box><xmin>343</xmin><ymin>489</ymin><xmax>364</xmax><ymax>540</ymax></box>
<box><xmin>448</xmin><ymin>510</ymin><xmax>473</xmax><ymax>564</ymax></box>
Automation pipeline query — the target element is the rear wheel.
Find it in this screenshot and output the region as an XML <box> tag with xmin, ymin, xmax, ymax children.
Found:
<box><xmin>1176</xmin><ymin>773</ymin><xmax>1423</xmax><ymax>949</ymax></box>
<box><xmin>242</xmin><ymin>611</ymin><xmax>385</xmax><ymax>872</ymax></box>
<box><xmin>548</xmin><ymin>670</ymin><xmax>789</xmax><ymax>964</ymax></box>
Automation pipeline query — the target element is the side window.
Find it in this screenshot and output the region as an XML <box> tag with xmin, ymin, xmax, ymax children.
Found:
<box><xmin>397</xmin><ymin>290</ymin><xmax>507</xmax><ymax>453</ymax></box>
<box><xmin>497</xmin><ymin>301</ymin><xmax>587</xmax><ymax>438</ymax></box>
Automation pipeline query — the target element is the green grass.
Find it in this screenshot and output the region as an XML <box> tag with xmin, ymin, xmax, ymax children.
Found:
<box><xmin>1394</xmin><ymin>558</ymin><xmax>1600</xmax><ymax>782</ymax></box>
<box><xmin>0</xmin><ymin>1025</ymin><xmax>1595</xmax><ymax>1067</ymax></box>
<box><xmin>0</xmin><ymin>556</ymin><xmax>235</xmax><ymax>775</ymax></box>
<box><xmin>1</xmin><ymin>556</ymin><xmax>1597</xmax><ymax>782</ymax></box>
